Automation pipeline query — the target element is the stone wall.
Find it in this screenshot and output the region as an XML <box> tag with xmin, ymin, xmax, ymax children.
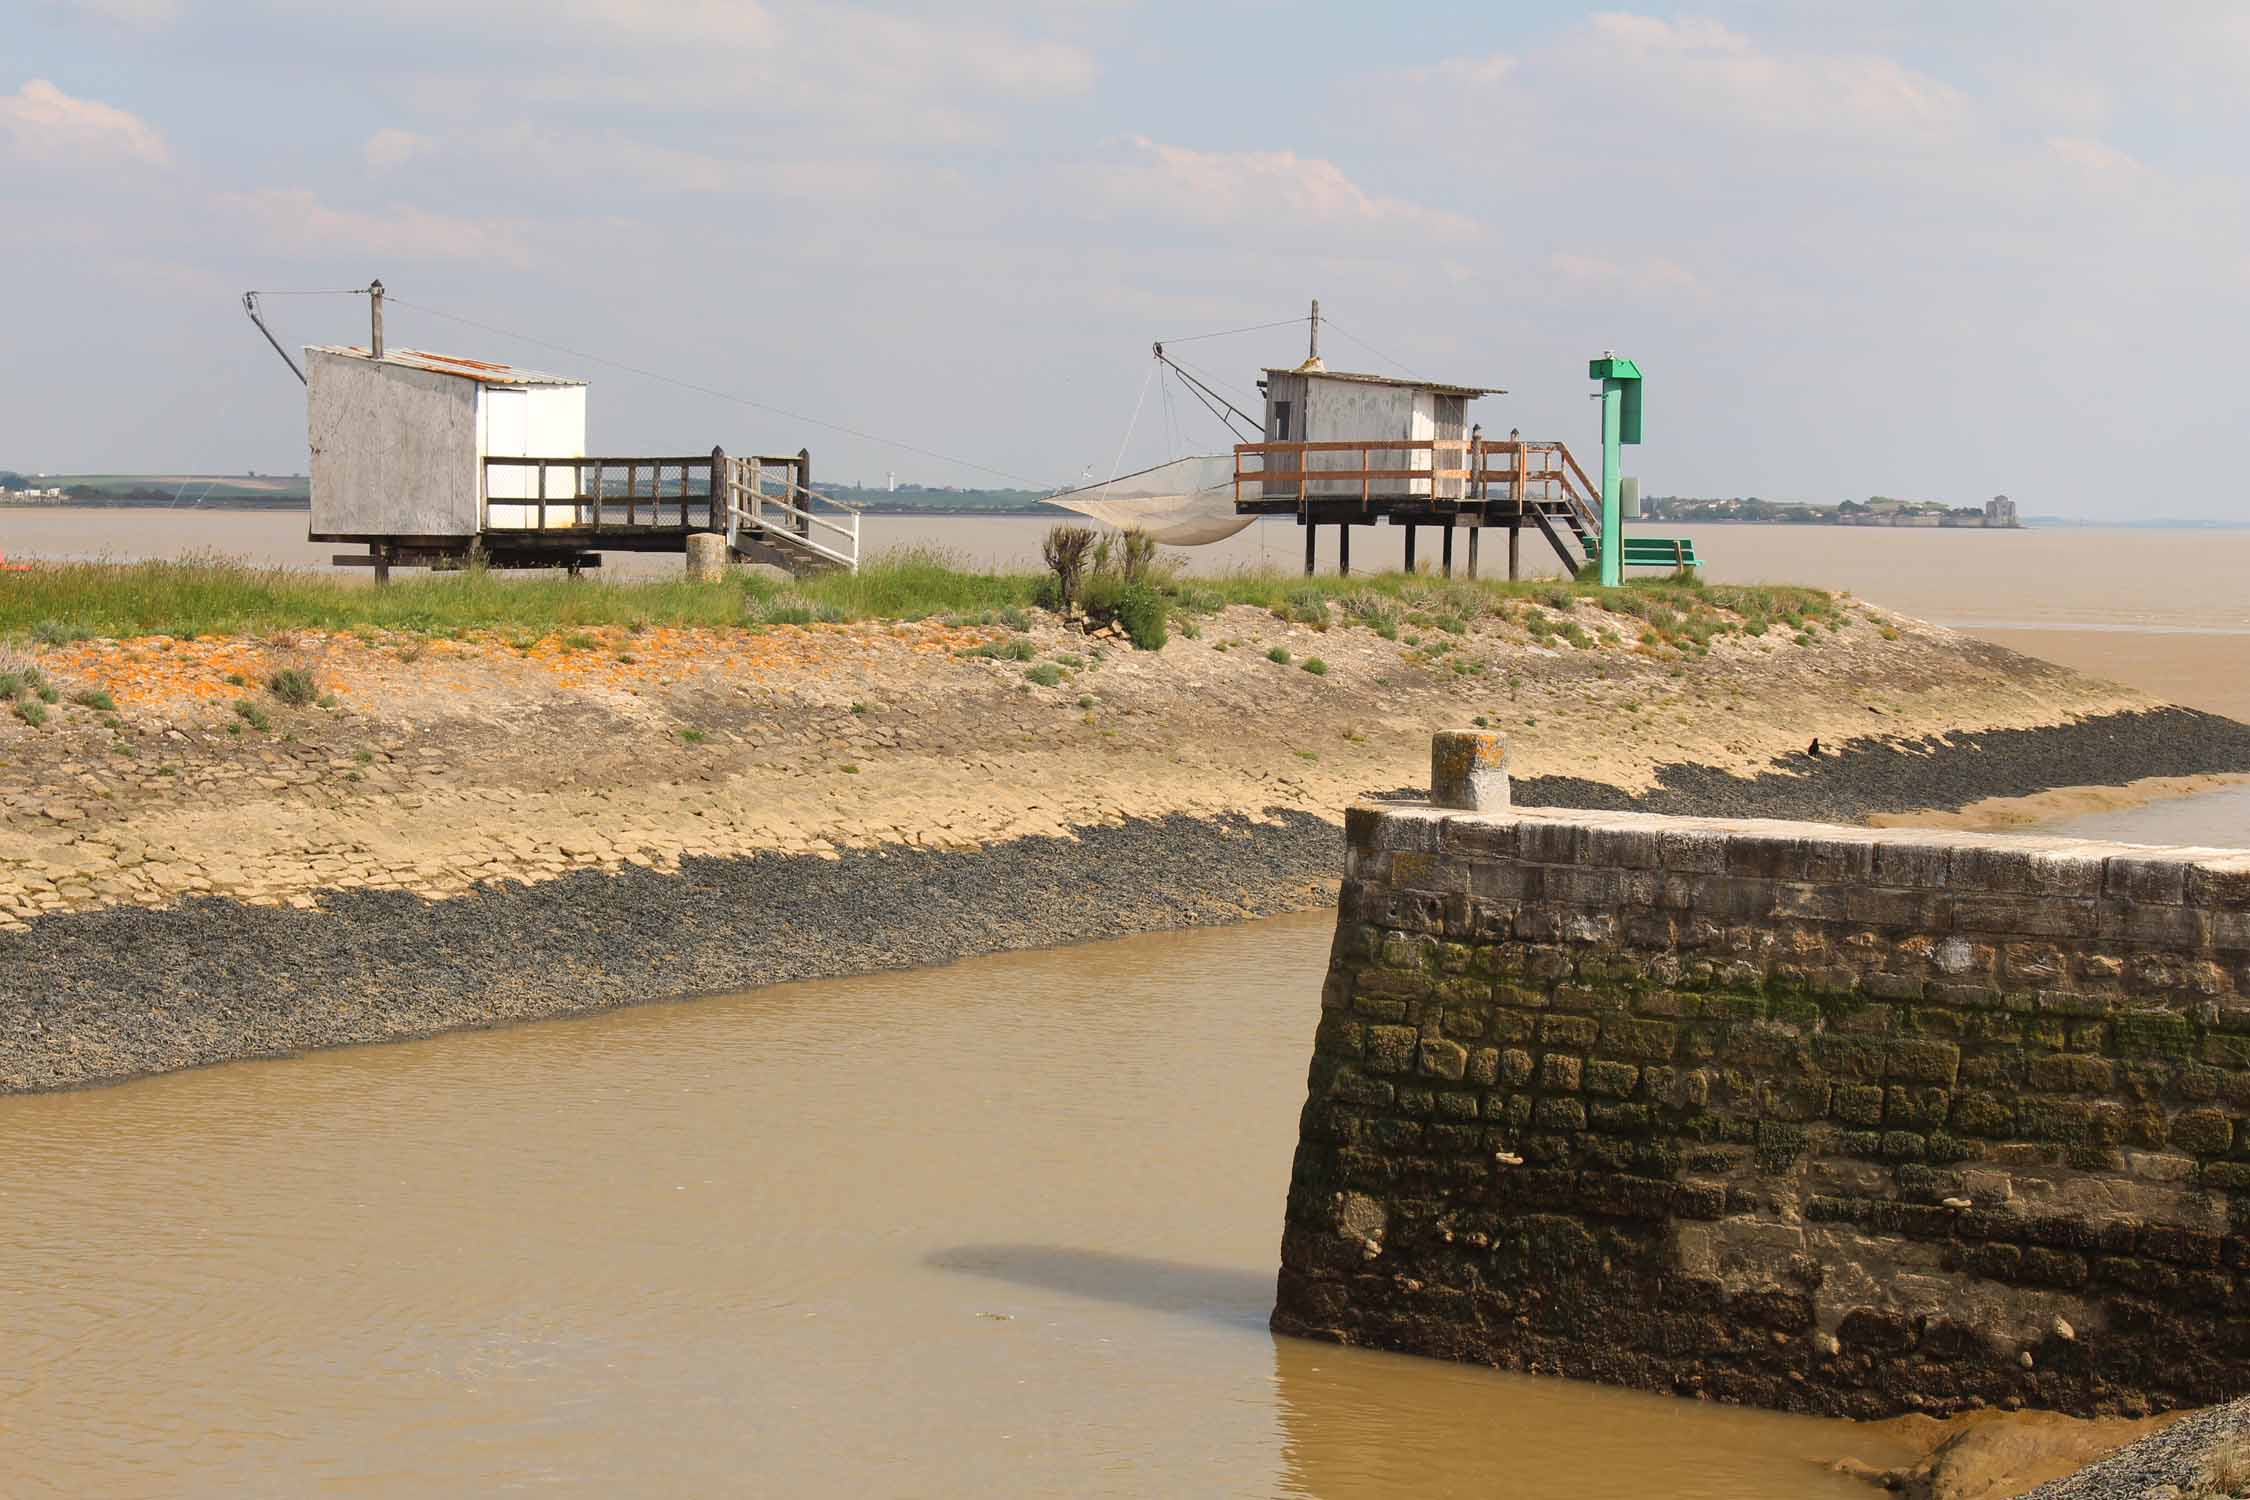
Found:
<box><xmin>1275</xmin><ymin>795</ymin><xmax>2250</xmax><ymax>1418</ymax></box>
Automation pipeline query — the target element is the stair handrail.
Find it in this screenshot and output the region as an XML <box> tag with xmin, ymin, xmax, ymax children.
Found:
<box><xmin>726</xmin><ymin>456</ymin><xmax>861</xmax><ymax>573</ymax></box>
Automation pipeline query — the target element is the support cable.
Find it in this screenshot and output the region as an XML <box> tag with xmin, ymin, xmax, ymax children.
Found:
<box><xmin>385</xmin><ymin>294</ymin><xmax>1059</xmax><ymax>491</ymax></box>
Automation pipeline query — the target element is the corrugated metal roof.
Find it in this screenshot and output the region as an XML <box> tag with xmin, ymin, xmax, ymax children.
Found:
<box><xmin>307</xmin><ymin>346</ymin><xmax>587</xmax><ymax>387</ymax></box>
<box><xmin>1261</xmin><ymin>366</ymin><xmax>1503</xmax><ymax>398</ymax></box>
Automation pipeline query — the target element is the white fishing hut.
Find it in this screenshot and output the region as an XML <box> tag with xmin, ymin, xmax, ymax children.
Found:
<box><xmin>1256</xmin><ymin>364</ymin><xmax>1500</xmax><ymax>502</ymax></box>
<box><xmin>306</xmin><ymin>345</ymin><xmax>588</xmax><ymax>541</ymax></box>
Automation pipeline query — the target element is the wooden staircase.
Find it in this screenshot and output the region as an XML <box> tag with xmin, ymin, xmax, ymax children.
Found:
<box><xmin>720</xmin><ymin>454</ymin><xmax>861</xmax><ymax>576</ymax></box>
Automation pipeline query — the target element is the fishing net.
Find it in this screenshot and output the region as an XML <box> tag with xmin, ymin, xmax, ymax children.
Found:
<box><xmin>1043</xmin><ymin>455</ymin><xmax>1254</xmax><ymax>546</ymax></box>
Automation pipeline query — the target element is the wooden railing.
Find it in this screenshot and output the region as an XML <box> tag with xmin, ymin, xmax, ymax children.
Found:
<box><xmin>481</xmin><ymin>454</ymin><xmax>725</xmax><ymax>532</ymax></box>
<box><xmin>1233</xmin><ymin>437</ymin><xmax>1603</xmax><ymax>534</ymax></box>
<box><xmin>723</xmin><ymin>455</ymin><xmax>861</xmax><ymax>573</ymax></box>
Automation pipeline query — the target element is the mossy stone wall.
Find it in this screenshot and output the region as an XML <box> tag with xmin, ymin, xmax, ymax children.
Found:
<box><xmin>1275</xmin><ymin>804</ymin><xmax>2250</xmax><ymax>1418</ymax></box>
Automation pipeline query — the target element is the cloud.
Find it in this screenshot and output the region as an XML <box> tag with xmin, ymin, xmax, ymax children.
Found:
<box><xmin>217</xmin><ymin>188</ymin><xmax>530</xmax><ymax>266</ymax></box>
<box><xmin>40</xmin><ymin>0</ymin><xmax>180</xmax><ymax>24</ymax></box>
<box><xmin>1096</xmin><ymin>137</ymin><xmax>1478</xmax><ymax>238</ymax></box>
<box><xmin>1582</xmin><ymin>12</ymin><xmax>1967</xmax><ymax>145</ymax></box>
<box><xmin>1549</xmin><ymin>251</ymin><xmax>1703</xmax><ymax>297</ymax></box>
<box><xmin>2047</xmin><ymin>135</ymin><xmax>2142</xmax><ymax>175</ymax></box>
<box><xmin>364</xmin><ymin>128</ymin><xmax>433</xmax><ymax>171</ymax></box>
<box><xmin>0</xmin><ymin>78</ymin><xmax>171</xmax><ymax>166</ymax></box>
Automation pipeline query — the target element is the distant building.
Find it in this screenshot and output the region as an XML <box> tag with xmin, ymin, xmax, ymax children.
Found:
<box><xmin>1986</xmin><ymin>494</ymin><xmax>2019</xmax><ymax>528</ymax></box>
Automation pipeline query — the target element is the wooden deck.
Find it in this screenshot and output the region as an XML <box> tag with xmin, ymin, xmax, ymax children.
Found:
<box><xmin>318</xmin><ymin>448</ymin><xmax>859</xmax><ymax>580</ymax></box>
<box><xmin>1232</xmin><ymin>437</ymin><xmax>1606</xmax><ymax>577</ymax></box>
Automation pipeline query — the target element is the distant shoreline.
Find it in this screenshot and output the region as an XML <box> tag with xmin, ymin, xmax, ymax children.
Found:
<box><xmin>5</xmin><ymin>498</ymin><xmax>2244</xmax><ymax>529</ymax></box>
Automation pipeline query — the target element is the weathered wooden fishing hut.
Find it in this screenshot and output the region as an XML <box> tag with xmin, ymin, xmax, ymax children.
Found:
<box><xmin>1229</xmin><ymin>304</ymin><xmax>1609</xmax><ymax>578</ymax></box>
<box><xmin>300</xmin><ymin>286</ymin><xmax>858</xmax><ymax>580</ymax></box>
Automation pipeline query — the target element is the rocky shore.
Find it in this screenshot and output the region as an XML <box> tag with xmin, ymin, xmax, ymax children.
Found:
<box><xmin>6</xmin><ymin>595</ymin><xmax>2250</xmax><ymax>1092</ymax></box>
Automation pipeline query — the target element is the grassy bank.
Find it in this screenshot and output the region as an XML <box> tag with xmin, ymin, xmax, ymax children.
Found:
<box><xmin>1</xmin><ymin>549</ymin><xmax>1838</xmax><ymax>649</ymax></box>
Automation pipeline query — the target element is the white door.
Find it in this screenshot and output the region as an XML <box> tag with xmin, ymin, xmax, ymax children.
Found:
<box><xmin>483</xmin><ymin>388</ymin><xmax>532</xmax><ymax>526</ymax></box>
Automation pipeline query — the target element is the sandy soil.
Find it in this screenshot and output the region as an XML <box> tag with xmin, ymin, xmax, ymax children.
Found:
<box><xmin>0</xmin><ymin>595</ymin><xmax>2206</xmax><ymax>928</ymax></box>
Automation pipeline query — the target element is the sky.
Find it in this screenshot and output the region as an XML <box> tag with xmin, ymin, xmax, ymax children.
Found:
<box><xmin>4</xmin><ymin>1</ymin><xmax>2249</xmax><ymax>518</ymax></box>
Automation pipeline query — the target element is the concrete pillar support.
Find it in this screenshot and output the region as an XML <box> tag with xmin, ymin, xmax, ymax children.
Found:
<box><xmin>1430</xmin><ymin>731</ymin><xmax>1510</xmax><ymax>811</ymax></box>
<box><xmin>686</xmin><ymin>531</ymin><xmax>729</xmax><ymax>583</ymax></box>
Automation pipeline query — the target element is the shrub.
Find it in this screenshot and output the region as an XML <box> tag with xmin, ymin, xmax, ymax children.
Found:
<box><xmin>1039</xmin><ymin>525</ymin><xmax>1096</xmax><ymax>615</ymax></box>
<box><xmin>1118</xmin><ymin>528</ymin><xmax>1159</xmax><ymax>584</ymax></box>
<box><xmin>1342</xmin><ymin>594</ymin><xmax>1401</xmax><ymax>635</ymax></box>
<box><xmin>71</xmin><ymin>688</ymin><xmax>116</xmax><ymax>712</ymax></box>
<box><xmin>1300</xmin><ymin>657</ymin><xmax>1329</xmax><ymax>676</ymax></box>
<box><xmin>1111</xmin><ymin>582</ymin><xmax>1167</xmax><ymax>650</ymax></box>
<box><xmin>1025</xmin><ymin>663</ymin><xmax>1063</xmax><ymax>687</ymax></box>
<box><xmin>31</xmin><ymin>619</ymin><xmax>90</xmax><ymax>647</ymax></box>
<box><xmin>268</xmin><ymin>668</ymin><xmax>318</xmax><ymax>706</ymax></box>
<box><xmin>233</xmin><ymin>698</ymin><xmax>271</xmax><ymax>731</ymax></box>
<box><xmin>999</xmin><ymin>605</ymin><xmax>1032</xmax><ymax>632</ymax></box>
<box><xmin>1266</xmin><ymin>646</ymin><xmax>1291</xmax><ymax>664</ymax></box>
<box><xmin>1279</xmin><ymin>585</ymin><xmax>1330</xmax><ymax>628</ymax></box>
<box><xmin>680</xmin><ymin>727</ymin><xmax>707</xmax><ymax>743</ymax></box>
<box><xmin>13</xmin><ymin>699</ymin><xmax>46</xmax><ymax>727</ymax></box>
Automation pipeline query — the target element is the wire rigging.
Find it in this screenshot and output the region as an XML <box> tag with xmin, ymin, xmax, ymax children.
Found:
<box><xmin>1151</xmin><ymin>314</ymin><xmax>1309</xmax><ymax>346</ymax></box>
<box><xmin>384</xmin><ymin>294</ymin><xmax>1059</xmax><ymax>491</ymax></box>
<box><xmin>1320</xmin><ymin>316</ymin><xmax>1421</xmax><ymax>380</ymax></box>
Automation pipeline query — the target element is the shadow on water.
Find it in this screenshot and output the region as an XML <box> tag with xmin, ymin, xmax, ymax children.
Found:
<box><xmin>926</xmin><ymin>1243</ymin><xmax>1276</xmax><ymax>1331</ymax></box>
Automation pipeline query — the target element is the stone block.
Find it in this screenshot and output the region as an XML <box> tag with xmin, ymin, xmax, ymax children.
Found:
<box><xmin>1833</xmin><ymin>1083</ymin><xmax>1885</xmax><ymax>1126</ymax></box>
<box><xmin>2098</xmin><ymin>902</ymin><xmax>2210</xmax><ymax>948</ymax></box>
<box><xmin>1366</xmin><ymin>1025</ymin><xmax>1419</xmax><ymax>1074</ymax></box>
<box><xmin>2190</xmin><ymin>857</ymin><xmax>2250</xmax><ymax>912</ymax></box>
<box><xmin>1886</xmin><ymin>1085</ymin><xmax>1952</xmax><ymax>1130</ymax></box>
<box><xmin>1498</xmin><ymin>1048</ymin><xmax>1535</xmax><ymax>1087</ymax></box>
<box><xmin>1599</xmin><ymin>1017</ymin><xmax>1679</xmax><ymax>1061</ymax></box>
<box><xmin>1952</xmin><ymin>893</ymin><xmax>2098</xmax><ymax>939</ymax></box>
<box><xmin>2029</xmin><ymin>1054</ymin><xmax>2115</xmax><ymax>1093</ymax></box>
<box><xmin>1430</xmin><ymin>733</ymin><xmax>1511</xmax><ymax>811</ymax></box>
<box><xmin>1873</xmin><ymin>839</ymin><xmax>1953</xmax><ymax>890</ymax></box>
<box><xmin>1584</xmin><ymin>1060</ymin><xmax>1640</xmax><ymax>1098</ymax></box>
<box><xmin>1542</xmin><ymin>1015</ymin><xmax>1600</xmax><ymax>1050</ymax></box>
<box><xmin>2107</xmin><ymin>854</ymin><xmax>2190</xmax><ymax>905</ymax></box>
<box><xmin>1390</xmin><ymin>851</ymin><xmax>1469</xmax><ymax>896</ymax></box>
<box><xmin>1467</xmin><ymin>1048</ymin><xmax>1501</xmax><ymax>1086</ymax></box>
<box><xmin>1887</xmin><ymin>1039</ymin><xmax>1961</xmax><ymax>1085</ymax></box>
<box><xmin>1533</xmin><ymin>1097</ymin><xmax>1587</xmax><ymax>1132</ymax></box>
<box><xmin>1539</xmin><ymin>1054</ymin><xmax>1583</xmax><ymax>1092</ymax></box>
<box><xmin>1419</xmin><ymin>1039</ymin><xmax>1470</xmax><ymax>1082</ymax></box>
<box><xmin>2169</xmin><ymin>1108</ymin><xmax>2235</xmax><ymax>1157</ymax></box>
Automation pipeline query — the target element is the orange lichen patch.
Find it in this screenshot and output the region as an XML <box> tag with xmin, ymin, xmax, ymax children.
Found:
<box><xmin>29</xmin><ymin>620</ymin><xmax>1003</xmax><ymax>716</ymax></box>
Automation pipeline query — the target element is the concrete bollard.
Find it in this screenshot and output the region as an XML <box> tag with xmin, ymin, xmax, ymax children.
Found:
<box><xmin>1430</xmin><ymin>731</ymin><xmax>1510</xmax><ymax>812</ymax></box>
<box><xmin>685</xmin><ymin>532</ymin><xmax>729</xmax><ymax>583</ymax></box>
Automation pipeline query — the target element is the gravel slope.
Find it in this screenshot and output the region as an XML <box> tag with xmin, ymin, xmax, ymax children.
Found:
<box><xmin>8</xmin><ymin>705</ymin><xmax>2250</xmax><ymax>1093</ymax></box>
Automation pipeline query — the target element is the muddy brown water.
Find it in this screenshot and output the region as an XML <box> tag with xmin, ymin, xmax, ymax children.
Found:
<box><xmin>0</xmin><ymin>912</ymin><xmax>1933</xmax><ymax>1497</ymax></box>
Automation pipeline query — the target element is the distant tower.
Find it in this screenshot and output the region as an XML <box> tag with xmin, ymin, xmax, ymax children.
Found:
<box><xmin>887</xmin><ymin>471</ymin><xmax>896</xmax><ymax>493</ymax></box>
<box><xmin>1985</xmin><ymin>494</ymin><xmax>2018</xmax><ymax>528</ymax></box>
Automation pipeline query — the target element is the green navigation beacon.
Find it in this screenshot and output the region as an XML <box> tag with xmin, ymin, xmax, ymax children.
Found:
<box><xmin>1587</xmin><ymin>353</ymin><xmax>1642</xmax><ymax>588</ymax></box>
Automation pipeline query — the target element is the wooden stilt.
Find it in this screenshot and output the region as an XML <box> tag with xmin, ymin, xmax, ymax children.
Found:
<box><xmin>1304</xmin><ymin>522</ymin><xmax>1316</xmax><ymax>577</ymax></box>
<box><xmin>1467</xmin><ymin>527</ymin><xmax>1480</xmax><ymax>580</ymax></box>
<box><xmin>1442</xmin><ymin>522</ymin><xmax>1455</xmax><ymax>579</ymax></box>
<box><xmin>1339</xmin><ymin>524</ymin><xmax>1351</xmax><ymax>577</ymax></box>
<box><xmin>1404</xmin><ymin>525</ymin><xmax>1417</xmax><ymax>575</ymax></box>
<box><xmin>1509</xmin><ymin>523</ymin><xmax>1521</xmax><ymax>581</ymax></box>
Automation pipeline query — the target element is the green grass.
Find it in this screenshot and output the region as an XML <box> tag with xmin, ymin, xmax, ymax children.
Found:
<box><xmin>267</xmin><ymin>667</ymin><xmax>318</xmax><ymax>706</ymax></box>
<box><xmin>0</xmin><ymin>552</ymin><xmax>1835</xmax><ymax>655</ymax></box>
<box><xmin>1266</xmin><ymin>646</ymin><xmax>1292</xmax><ymax>664</ymax></box>
<box><xmin>0</xmin><ymin>547</ymin><xmax>1044</xmax><ymax>641</ymax></box>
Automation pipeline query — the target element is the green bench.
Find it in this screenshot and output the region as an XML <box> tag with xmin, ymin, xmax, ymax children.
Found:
<box><xmin>1587</xmin><ymin>536</ymin><xmax>1701</xmax><ymax>573</ymax></box>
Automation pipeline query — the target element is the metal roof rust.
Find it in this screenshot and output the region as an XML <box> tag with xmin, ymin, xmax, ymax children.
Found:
<box><xmin>1259</xmin><ymin>366</ymin><xmax>1503</xmax><ymax>398</ymax></box>
<box><xmin>307</xmin><ymin>346</ymin><xmax>587</xmax><ymax>387</ymax></box>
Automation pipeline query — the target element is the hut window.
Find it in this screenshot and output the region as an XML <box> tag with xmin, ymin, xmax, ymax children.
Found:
<box><xmin>1274</xmin><ymin>401</ymin><xmax>1293</xmax><ymax>440</ymax></box>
